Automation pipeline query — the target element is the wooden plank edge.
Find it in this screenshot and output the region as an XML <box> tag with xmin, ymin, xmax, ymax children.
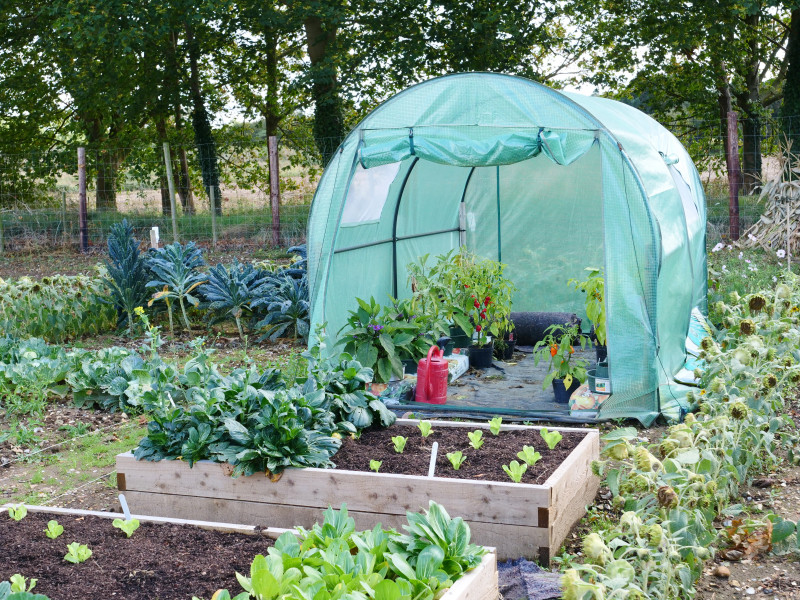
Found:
<box><xmin>442</xmin><ymin>549</ymin><xmax>498</xmax><ymax>600</ymax></box>
<box><xmin>0</xmin><ymin>504</ymin><xmax>291</xmax><ymax>539</ymax></box>
<box><xmin>541</xmin><ymin>428</ymin><xmax>599</xmax><ymax>490</ymax></box>
<box><xmin>117</xmin><ymin>451</ymin><xmax>552</xmax><ymax>492</ymax></box>
<box><xmin>396</xmin><ymin>418</ymin><xmax>595</xmax><ymax>434</ymax></box>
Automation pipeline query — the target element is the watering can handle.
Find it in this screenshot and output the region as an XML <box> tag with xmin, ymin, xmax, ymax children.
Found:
<box><xmin>426</xmin><ymin>345</ymin><xmax>442</xmax><ymax>396</ymax></box>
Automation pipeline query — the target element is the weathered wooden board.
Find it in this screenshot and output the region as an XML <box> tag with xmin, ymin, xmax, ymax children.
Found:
<box><xmin>117</xmin><ymin>421</ymin><xmax>600</xmax><ymax>563</ymax></box>
<box><xmin>0</xmin><ymin>504</ymin><xmax>498</xmax><ymax>600</ymax></box>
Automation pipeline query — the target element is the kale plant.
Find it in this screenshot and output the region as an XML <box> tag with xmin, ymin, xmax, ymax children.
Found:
<box><xmin>103</xmin><ymin>220</ymin><xmax>151</xmax><ymax>334</ymax></box>
<box><xmin>200</xmin><ymin>260</ymin><xmax>273</xmax><ymax>339</ymax></box>
<box><xmin>252</xmin><ymin>274</ymin><xmax>310</xmax><ymax>342</ymax></box>
<box><xmin>146</xmin><ymin>241</ymin><xmax>207</xmax><ymax>333</ymax></box>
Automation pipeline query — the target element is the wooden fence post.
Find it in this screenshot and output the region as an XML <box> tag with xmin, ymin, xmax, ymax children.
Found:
<box><xmin>162</xmin><ymin>142</ymin><xmax>179</xmax><ymax>243</ymax></box>
<box><xmin>61</xmin><ymin>190</ymin><xmax>67</xmax><ymax>246</ymax></box>
<box><xmin>726</xmin><ymin>111</ymin><xmax>742</xmax><ymax>241</ymax></box>
<box><xmin>268</xmin><ymin>135</ymin><xmax>281</xmax><ymax>247</ymax></box>
<box><xmin>78</xmin><ymin>147</ymin><xmax>88</xmax><ymax>252</ymax></box>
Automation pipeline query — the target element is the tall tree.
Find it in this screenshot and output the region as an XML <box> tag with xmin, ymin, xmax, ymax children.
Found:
<box><xmin>583</xmin><ymin>0</ymin><xmax>794</xmax><ymax>190</ymax></box>
<box><xmin>783</xmin><ymin>8</ymin><xmax>800</xmax><ymax>147</ymax></box>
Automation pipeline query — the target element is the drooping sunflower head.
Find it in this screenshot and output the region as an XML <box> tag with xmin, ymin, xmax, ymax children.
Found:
<box><xmin>748</xmin><ymin>293</ymin><xmax>768</xmax><ymax>313</ymax></box>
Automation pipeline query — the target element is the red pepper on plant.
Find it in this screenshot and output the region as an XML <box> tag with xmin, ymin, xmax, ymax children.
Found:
<box><xmin>550</xmin><ymin>344</ymin><xmax>558</xmax><ymax>357</ymax></box>
<box><xmin>476</xmin><ymin>324</ymin><xmax>482</xmax><ymax>332</ymax></box>
<box><xmin>484</xmin><ymin>297</ymin><xmax>491</xmax><ymax>307</ymax></box>
<box><xmin>474</xmin><ymin>299</ymin><xmax>480</xmax><ymax>308</ymax></box>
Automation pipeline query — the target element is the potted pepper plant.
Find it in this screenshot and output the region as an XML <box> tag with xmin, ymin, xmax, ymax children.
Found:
<box><xmin>533</xmin><ymin>323</ymin><xmax>589</xmax><ymax>403</ymax></box>
<box><xmin>569</xmin><ymin>267</ymin><xmax>607</xmax><ymax>365</ymax></box>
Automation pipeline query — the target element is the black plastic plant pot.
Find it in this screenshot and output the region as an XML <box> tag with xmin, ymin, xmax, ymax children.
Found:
<box><xmin>468</xmin><ymin>343</ymin><xmax>494</xmax><ymax>369</ymax></box>
<box><xmin>449</xmin><ymin>325</ymin><xmax>472</xmax><ymax>350</ymax></box>
<box><xmin>552</xmin><ymin>377</ymin><xmax>581</xmax><ymax>404</ymax></box>
<box><xmin>401</xmin><ymin>358</ymin><xmax>418</xmax><ymax>375</ymax></box>
<box><xmin>596</xmin><ymin>343</ymin><xmax>608</xmax><ymax>363</ymax></box>
<box><xmin>494</xmin><ymin>340</ymin><xmax>516</xmax><ymax>360</ymax></box>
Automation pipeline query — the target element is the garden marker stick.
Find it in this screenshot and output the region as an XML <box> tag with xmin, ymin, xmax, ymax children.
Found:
<box><xmin>118</xmin><ymin>494</ymin><xmax>132</xmax><ymax>521</ymax></box>
<box><xmin>428</xmin><ymin>442</ymin><xmax>438</xmax><ymax>477</ymax></box>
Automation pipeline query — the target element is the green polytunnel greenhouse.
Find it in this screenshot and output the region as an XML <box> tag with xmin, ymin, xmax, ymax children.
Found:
<box><xmin>307</xmin><ymin>72</ymin><xmax>707</xmax><ymax>426</ymax></box>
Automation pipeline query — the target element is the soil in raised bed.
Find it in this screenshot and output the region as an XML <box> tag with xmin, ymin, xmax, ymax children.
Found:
<box><xmin>333</xmin><ymin>425</ymin><xmax>586</xmax><ymax>485</ymax></box>
<box><xmin>0</xmin><ymin>511</ymin><xmax>275</xmax><ymax>600</ymax></box>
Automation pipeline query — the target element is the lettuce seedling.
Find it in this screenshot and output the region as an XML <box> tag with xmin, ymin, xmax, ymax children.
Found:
<box><xmin>502</xmin><ymin>460</ymin><xmax>528</xmax><ymax>483</ymax></box>
<box><xmin>8</xmin><ymin>505</ymin><xmax>27</xmax><ymax>521</ymax></box>
<box><xmin>113</xmin><ymin>518</ymin><xmax>140</xmax><ymax>538</ymax></box>
<box><xmin>488</xmin><ymin>417</ymin><xmax>503</xmax><ymax>435</ymax></box>
<box><xmin>44</xmin><ymin>520</ymin><xmax>64</xmax><ymax>539</ymax></box>
<box><xmin>64</xmin><ymin>542</ymin><xmax>92</xmax><ymax>564</ymax></box>
<box><xmin>392</xmin><ymin>436</ymin><xmax>407</xmax><ymax>453</ymax></box>
<box><xmin>446</xmin><ymin>451</ymin><xmax>466</xmax><ymax>470</ymax></box>
<box><xmin>467</xmin><ymin>430</ymin><xmax>484</xmax><ymax>450</ymax></box>
<box><xmin>369</xmin><ymin>459</ymin><xmax>382</xmax><ymax>473</ymax></box>
<box><xmin>418</xmin><ymin>420</ymin><xmax>433</xmax><ymax>438</ymax></box>
<box><xmin>10</xmin><ymin>574</ymin><xmax>37</xmax><ymax>593</ymax></box>
<box><xmin>540</xmin><ymin>428</ymin><xmax>563</xmax><ymax>450</ymax></box>
<box><xmin>517</xmin><ymin>446</ymin><xmax>542</xmax><ymax>467</ymax></box>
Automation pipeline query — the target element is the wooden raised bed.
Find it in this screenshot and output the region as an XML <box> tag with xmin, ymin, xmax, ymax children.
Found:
<box><xmin>117</xmin><ymin>419</ymin><xmax>600</xmax><ymax>563</ymax></box>
<box><xmin>0</xmin><ymin>504</ymin><xmax>498</xmax><ymax>600</ymax></box>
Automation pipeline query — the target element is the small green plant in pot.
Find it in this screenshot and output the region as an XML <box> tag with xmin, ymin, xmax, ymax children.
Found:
<box><xmin>533</xmin><ymin>323</ymin><xmax>589</xmax><ymax>403</ymax></box>
<box><xmin>569</xmin><ymin>267</ymin><xmax>606</xmax><ymax>362</ymax></box>
<box><xmin>337</xmin><ymin>297</ymin><xmax>422</xmax><ymax>383</ymax></box>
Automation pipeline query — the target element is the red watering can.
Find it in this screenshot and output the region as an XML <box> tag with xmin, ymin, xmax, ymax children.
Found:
<box><xmin>415</xmin><ymin>344</ymin><xmax>448</xmax><ymax>404</ymax></box>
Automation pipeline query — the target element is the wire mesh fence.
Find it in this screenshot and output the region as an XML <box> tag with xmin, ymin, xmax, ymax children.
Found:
<box><xmin>0</xmin><ymin>134</ymin><xmax>335</xmax><ymax>252</ymax></box>
<box><xmin>0</xmin><ymin>116</ymin><xmax>798</xmax><ymax>253</ymax></box>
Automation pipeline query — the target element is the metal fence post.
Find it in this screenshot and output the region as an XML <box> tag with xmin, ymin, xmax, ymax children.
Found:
<box><xmin>209</xmin><ymin>186</ymin><xmax>218</xmax><ymax>248</ymax></box>
<box><xmin>78</xmin><ymin>147</ymin><xmax>88</xmax><ymax>252</ymax></box>
<box><xmin>162</xmin><ymin>142</ymin><xmax>179</xmax><ymax>243</ymax></box>
<box><xmin>61</xmin><ymin>190</ymin><xmax>67</xmax><ymax>246</ymax></box>
<box><xmin>268</xmin><ymin>135</ymin><xmax>281</xmax><ymax>247</ymax></box>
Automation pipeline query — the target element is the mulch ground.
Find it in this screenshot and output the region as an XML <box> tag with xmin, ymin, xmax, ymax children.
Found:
<box><xmin>332</xmin><ymin>425</ymin><xmax>585</xmax><ymax>485</ymax></box>
<box><xmin>0</xmin><ymin>511</ymin><xmax>275</xmax><ymax>600</ymax></box>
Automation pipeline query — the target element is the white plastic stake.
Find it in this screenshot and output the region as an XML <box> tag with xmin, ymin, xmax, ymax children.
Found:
<box><xmin>427</xmin><ymin>442</ymin><xmax>438</xmax><ymax>478</ymax></box>
<box><xmin>118</xmin><ymin>493</ymin><xmax>132</xmax><ymax>521</ymax></box>
<box><xmin>150</xmin><ymin>226</ymin><xmax>160</xmax><ymax>249</ymax></box>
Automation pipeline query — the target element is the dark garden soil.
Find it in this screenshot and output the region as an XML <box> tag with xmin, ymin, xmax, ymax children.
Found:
<box><xmin>0</xmin><ymin>511</ymin><xmax>275</xmax><ymax>600</ymax></box>
<box><xmin>332</xmin><ymin>425</ymin><xmax>586</xmax><ymax>485</ymax></box>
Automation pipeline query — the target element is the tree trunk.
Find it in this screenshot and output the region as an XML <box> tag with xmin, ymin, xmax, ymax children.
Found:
<box><xmin>186</xmin><ymin>25</ymin><xmax>221</xmax><ymax>216</ymax></box>
<box><xmin>783</xmin><ymin>9</ymin><xmax>800</xmax><ymax>148</ymax></box>
<box><xmin>737</xmin><ymin>12</ymin><xmax>762</xmax><ymax>194</ymax></box>
<box><xmin>304</xmin><ymin>15</ymin><xmax>344</xmax><ymax>166</ymax></box>
<box><xmin>156</xmin><ymin>118</ymin><xmax>172</xmax><ymax>216</ymax></box>
<box><xmin>176</xmin><ymin>145</ymin><xmax>194</xmax><ymax>215</ymax></box>
<box><xmin>717</xmin><ymin>75</ymin><xmax>732</xmax><ymax>173</ymax></box>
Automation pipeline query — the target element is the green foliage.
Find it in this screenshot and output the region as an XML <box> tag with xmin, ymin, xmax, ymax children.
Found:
<box><xmin>0</xmin><ymin>275</ymin><xmax>115</xmax><ymax>343</ymax></box>
<box><xmin>0</xmin><ymin>576</ymin><xmax>49</xmax><ymax>600</ymax></box>
<box><xmin>370</xmin><ymin>459</ymin><xmax>382</xmax><ymax>473</ymax></box>
<box><xmin>211</xmin><ymin>502</ymin><xmax>485</xmax><ymax>600</ymax></box>
<box><xmin>446</xmin><ymin>451</ymin><xmax>466</xmax><ymax>470</ymax></box>
<box><xmin>532</xmin><ymin>323</ymin><xmax>589</xmax><ymax>389</ymax></box>
<box><xmin>8</xmin><ymin>576</ymin><xmax>36</xmax><ymax>595</ymax></box>
<box><xmin>44</xmin><ymin>520</ymin><xmax>64</xmax><ymax>539</ymax></box>
<box><xmin>146</xmin><ymin>241</ymin><xmax>207</xmax><ymax>333</ymax></box>
<box><xmin>417</xmin><ymin>420</ymin><xmax>433</xmax><ymax>438</ymax></box>
<box><xmin>467</xmin><ymin>430</ymin><xmax>484</xmax><ymax>450</ymax></box>
<box><xmin>488</xmin><ymin>417</ymin><xmax>502</xmax><ymax>436</ymax></box>
<box><xmin>200</xmin><ymin>260</ymin><xmax>273</xmax><ymax>340</ymax></box>
<box><xmin>539</xmin><ymin>428</ymin><xmax>562</xmax><ymax>450</ymax></box>
<box><xmin>63</xmin><ymin>542</ymin><xmax>92</xmax><ymax>564</ymax></box>
<box><xmin>568</xmin><ymin>267</ymin><xmax>606</xmax><ymax>347</ymax></box>
<box><xmin>517</xmin><ymin>446</ymin><xmax>542</xmax><ymax>467</ymax></box>
<box><xmin>392</xmin><ymin>436</ymin><xmax>407</xmax><ymax>453</ymax></box>
<box><xmin>8</xmin><ymin>505</ymin><xmax>27</xmax><ymax>521</ymax></box>
<box><xmin>252</xmin><ymin>274</ymin><xmax>310</xmax><ymax>342</ymax></box>
<box><xmin>502</xmin><ymin>460</ymin><xmax>527</xmax><ymax>483</ymax></box>
<box><xmin>336</xmin><ymin>297</ymin><xmax>426</xmax><ymax>383</ymax></box>
<box><xmin>103</xmin><ymin>220</ymin><xmax>152</xmax><ymax>335</ymax></box>
<box><xmin>112</xmin><ymin>518</ymin><xmax>140</xmax><ymax>538</ymax></box>
<box><xmin>564</xmin><ymin>269</ymin><xmax>800</xmax><ymax>598</ymax></box>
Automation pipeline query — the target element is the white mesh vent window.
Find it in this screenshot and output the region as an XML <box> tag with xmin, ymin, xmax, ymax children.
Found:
<box><xmin>341</xmin><ymin>162</ymin><xmax>401</xmax><ymax>225</ymax></box>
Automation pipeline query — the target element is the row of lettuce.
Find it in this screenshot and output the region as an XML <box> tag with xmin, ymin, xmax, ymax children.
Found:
<box><xmin>563</xmin><ymin>277</ymin><xmax>800</xmax><ymax>599</ymax></box>
<box><xmin>0</xmin><ymin>330</ymin><xmax>395</xmax><ymax>476</ymax></box>
<box><xmin>1</xmin><ymin>501</ymin><xmax>485</xmax><ymax>600</ymax></box>
<box><xmin>0</xmin><ymin>220</ymin><xmax>309</xmax><ymax>344</ymax></box>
